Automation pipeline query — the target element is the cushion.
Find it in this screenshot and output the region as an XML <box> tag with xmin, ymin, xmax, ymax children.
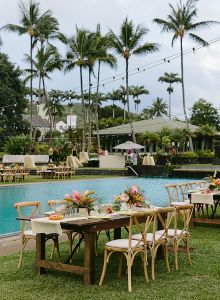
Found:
<box><xmin>171</xmin><ymin>201</ymin><xmax>189</xmax><ymax>206</ymax></box>
<box><xmin>156</xmin><ymin>229</ymin><xmax>189</xmax><ymax>237</ymax></box>
<box><xmin>132</xmin><ymin>233</ymin><xmax>165</xmax><ymax>242</ymax></box>
<box><xmin>105</xmin><ymin>239</ymin><xmax>143</xmax><ymax>249</ymax></box>
<box><xmin>23</xmin><ymin>229</ymin><xmax>35</xmax><ymax>236</ymax></box>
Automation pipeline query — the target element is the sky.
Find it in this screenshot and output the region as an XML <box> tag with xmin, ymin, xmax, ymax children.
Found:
<box><xmin>0</xmin><ymin>0</ymin><xmax>220</xmax><ymax>119</ymax></box>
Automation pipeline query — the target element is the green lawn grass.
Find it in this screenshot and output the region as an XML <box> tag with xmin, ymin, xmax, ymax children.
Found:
<box><xmin>0</xmin><ymin>226</ymin><xmax>220</xmax><ymax>300</ymax></box>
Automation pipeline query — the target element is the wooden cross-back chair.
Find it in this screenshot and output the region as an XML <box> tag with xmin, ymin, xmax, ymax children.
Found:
<box><xmin>157</xmin><ymin>204</ymin><xmax>194</xmax><ymax>270</ymax></box>
<box><xmin>165</xmin><ymin>184</ymin><xmax>181</xmax><ymax>205</ymax></box>
<box><xmin>99</xmin><ymin>210</ymin><xmax>155</xmax><ymax>293</ymax></box>
<box><xmin>132</xmin><ymin>206</ymin><xmax>175</xmax><ymax>281</ymax></box>
<box><xmin>14</xmin><ymin>201</ymin><xmax>60</xmax><ymax>268</ymax></box>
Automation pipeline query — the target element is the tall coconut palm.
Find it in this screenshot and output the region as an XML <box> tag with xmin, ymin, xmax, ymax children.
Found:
<box><xmin>118</xmin><ymin>85</ymin><xmax>127</xmax><ymax>120</ymax></box>
<box><xmin>2</xmin><ymin>0</ymin><xmax>52</xmax><ymax>137</ymax></box>
<box><xmin>150</xmin><ymin>97</ymin><xmax>168</xmax><ymax>117</ymax></box>
<box><xmin>106</xmin><ymin>89</ymin><xmax>122</xmax><ymax>119</ymax></box>
<box><xmin>153</xmin><ymin>0</ymin><xmax>218</xmax><ymax>150</ymax></box>
<box><xmin>109</xmin><ymin>17</ymin><xmax>158</xmax><ymax>142</ymax></box>
<box><xmin>158</xmin><ymin>72</ymin><xmax>182</xmax><ymax>117</ymax></box>
<box><xmin>24</xmin><ymin>46</ymin><xmax>62</xmax><ymax>102</ymax></box>
<box><xmin>94</xmin><ymin>24</ymin><xmax>117</xmax><ymax>149</ymax></box>
<box><xmin>130</xmin><ymin>85</ymin><xmax>149</xmax><ymax>113</ymax></box>
<box><xmin>65</xmin><ymin>27</ymin><xmax>96</xmax><ymax>151</ymax></box>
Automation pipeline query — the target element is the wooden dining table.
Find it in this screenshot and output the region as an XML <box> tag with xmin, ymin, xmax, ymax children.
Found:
<box><xmin>19</xmin><ymin>212</ymin><xmax>164</xmax><ymax>285</ymax></box>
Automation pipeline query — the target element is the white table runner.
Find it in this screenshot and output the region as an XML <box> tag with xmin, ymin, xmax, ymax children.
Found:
<box><xmin>31</xmin><ymin>216</ymin><xmax>88</xmax><ymax>235</ymax></box>
<box><xmin>191</xmin><ymin>192</ymin><xmax>218</xmax><ymax>205</ymax></box>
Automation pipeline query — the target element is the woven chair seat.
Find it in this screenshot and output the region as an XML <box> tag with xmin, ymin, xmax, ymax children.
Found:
<box><xmin>106</xmin><ymin>239</ymin><xmax>143</xmax><ymax>249</ymax></box>
<box><xmin>132</xmin><ymin>232</ymin><xmax>165</xmax><ymax>242</ymax></box>
<box><xmin>156</xmin><ymin>229</ymin><xmax>189</xmax><ymax>237</ymax></box>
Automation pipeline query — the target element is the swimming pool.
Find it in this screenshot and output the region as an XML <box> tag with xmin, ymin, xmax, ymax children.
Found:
<box><xmin>0</xmin><ymin>177</ymin><xmax>194</xmax><ymax>236</ymax></box>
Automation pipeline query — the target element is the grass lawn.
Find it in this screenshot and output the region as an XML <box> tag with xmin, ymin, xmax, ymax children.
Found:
<box><xmin>0</xmin><ymin>225</ymin><xmax>220</xmax><ymax>300</ymax></box>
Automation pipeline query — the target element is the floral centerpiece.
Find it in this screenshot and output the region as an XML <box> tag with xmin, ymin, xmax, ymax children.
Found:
<box><xmin>64</xmin><ymin>190</ymin><xmax>96</xmax><ymax>208</ymax></box>
<box><xmin>114</xmin><ymin>185</ymin><xmax>146</xmax><ymax>208</ymax></box>
<box><xmin>206</xmin><ymin>177</ymin><xmax>220</xmax><ymax>192</ymax></box>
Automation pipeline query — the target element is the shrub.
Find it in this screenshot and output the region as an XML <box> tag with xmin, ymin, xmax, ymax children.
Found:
<box><xmin>4</xmin><ymin>134</ymin><xmax>30</xmax><ymax>154</ymax></box>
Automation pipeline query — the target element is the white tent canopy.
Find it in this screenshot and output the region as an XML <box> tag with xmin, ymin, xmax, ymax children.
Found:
<box><xmin>113</xmin><ymin>141</ymin><xmax>144</xmax><ymax>150</ymax></box>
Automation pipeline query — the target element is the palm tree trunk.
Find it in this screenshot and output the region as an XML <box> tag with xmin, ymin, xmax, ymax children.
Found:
<box><xmin>80</xmin><ymin>65</ymin><xmax>86</xmax><ymax>151</ymax></box>
<box><xmin>123</xmin><ymin>103</ymin><xmax>126</xmax><ymax>120</ymax></box>
<box><xmin>169</xmin><ymin>83</ymin><xmax>171</xmax><ymax>118</ymax></box>
<box><xmin>33</xmin><ymin>76</ymin><xmax>42</xmax><ymax>141</ymax></box>
<box><xmin>88</xmin><ymin>68</ymin><xmax>92</xmax><ymax>154</ymax></box>
<box><xmin>112</xmin><ymin>100</ymin><xmax>115</xmax><ymax>119</ymax></box>
<box><xmin>125</xmin><ymin>58</ymin><xmax>136</xmax><ymax>142</ymax></box>
<box><xmin>95</xmin><ymin>60</ymin><xmax>101</xmax><ymax>149</ymax></box>
<box><xmin>30</xmin><ymin>35</ymin><xmax>33</xmax><ymax>140</ymax></box>
<box><xmin>180</xmin><ymin>37</ymin><xmax>194</xmax><ymax>151</ymax></box>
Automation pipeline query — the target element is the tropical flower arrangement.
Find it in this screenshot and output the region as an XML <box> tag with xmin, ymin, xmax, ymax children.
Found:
<box><xmin>206</xmin><ymin>177</ymin><xmax>220</xmax><ymax>192</ymax></box>
<box><xmin>114</xmin><ymin>185</ymin><xmax>145</xmax><ymax>207</ymax></box>
<box><xmin>64</xmin><ymin>190</ymin><xmax>96</xmax><ymax>208</ymax></box>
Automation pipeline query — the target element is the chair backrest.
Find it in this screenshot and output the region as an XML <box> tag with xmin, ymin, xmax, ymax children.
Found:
<box><xmin>178</xmin><ymin>182</ymin><xmax>193</xmax><ymax>201</ymax></box>
<box><xmin>165</xmin><ymin>184</ymin><xmax>179</xmax><ymax>204</ymax></box>
<box><xmin>174</xmin><ymin>204</ymin><xmax>194</xmax><ymax>236</ymax></box>
<box><xmin>153</xmin><ymin>207</ymin><xmax>175</xmax><ymax>242</ymax></box>
<box><xmin>48</xmin><ymin>200</ymin><xmax>68</xmax><ymax>207</ymax></box>
<box><xmin>126</xmin><ymin>210</ymin><xmax>155</xmax><ymax>250</ymax></box>
<box><xmin>14</xmin><ymin>201</ymin><xmax>41</xmax><ymax>233</ymax></box>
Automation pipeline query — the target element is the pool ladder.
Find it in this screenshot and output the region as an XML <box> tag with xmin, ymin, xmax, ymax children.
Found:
<box><xmin>127</xmin><ymin>166</ymin><xmax>139</xmax><ymax>177</ymax></box>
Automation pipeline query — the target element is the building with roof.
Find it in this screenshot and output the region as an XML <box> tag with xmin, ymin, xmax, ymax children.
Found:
<box><xmin>23</xmin><ymin>115</ymin><xmax>50</xmax><ymax>139</ymax></box>
<box><xmin>96</xmin><ymin>116</ymin><xmax>219</xmax><ymax>152</ymax></box>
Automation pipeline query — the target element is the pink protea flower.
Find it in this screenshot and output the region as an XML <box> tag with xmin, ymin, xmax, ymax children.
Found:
<box><xmin>64</xmin><ymin>193</ymin><xmax>72</xmax><ymax>199</ymax></box>
<box><xmin>83</xmin><ymin>190</ymin><xmax>90</xmax><ymax>196</ymax></box>
<box><xmin>130</xmin><ymin>185</ymin><xmax>138</xmax><ymax>194</ymax></box>
<box><xmin>119</xmin><ymin>193</ymin><xmax>129</xmax><ymax>202</ymax></box>
<box><xmin>73</xmin><ymin>190</ymin><xmax>81</xmax><ymax>200</ymax></box>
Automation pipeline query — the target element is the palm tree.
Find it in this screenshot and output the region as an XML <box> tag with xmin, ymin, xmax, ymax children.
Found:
<box><xmin>118</xmin><ymin>85</ymin><xmax>127</xmax><ymax>120</ymax></box>
<box><xmin>65</xmin><ymin>27</ymin><xmax>96</xmax><ymax>151</ymax></box>
<box><xmin>94</xmin><ymin>24</ymin><xmax>117</xmax><ymax>149</ymax></box>
<box><xmin>106</xmin><ymin>89</ymin><xmax>122</xmax><ymax>118</ymax></box>
<box><xmin>44</xmin><ymin>93</ymin><xmax>65</xmax><ymax>134</ymax></box>
<box><xmin>158</xmin><ymin>72</ymin><xmax>182</xmax><ymax>117</ymax></box>
<box><xmin>150</xmin><ymin>97</ymin><xmax>168</xmax><ymax>117</ymax></box>
<box><xmin>109</xmin><ymin>17</ymin><xmax>158</xmax><ymax>142</ymax></box>
<box><xmin>24</xmin><ymin>46</ymin><xmax>62</xmax><ymax>102</ymax></box>
<box><xmin>130</xmin><ymin>85</ymin><xmax>149</xmax><ymax>113</ymax></box>
<box><xmin>153</xmin><ymin>0</ymin><xmax>218</xmax><ymax>150</ymax></box>
<box><xmin>2</xmin><ymin>0</ymin><xmax>52</xmax><ymax>137</ymax></box>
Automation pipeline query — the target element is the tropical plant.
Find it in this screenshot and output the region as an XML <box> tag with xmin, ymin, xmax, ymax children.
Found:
<box><xmin>4</xmin><ymin>134</ymin><xmax>31</xmax><ymax>155</ymax></box>
<box><xmin>94</xmin><ymin>24</ymin><xmax>117</xmax><ymax>149</ymax></box>
<box><xmin>65</xmin><ymin>27</ymin><xmax>97</xmax><ymax>151</ymax></box>
<box><xmin>190</xmin><ymin>99</ymin><xmax>220</xmax><ymax>130</ymax></box>
<box><xmin>109</xmin><ymin>17</ymin><xmax>158</xmax><ymax>142</ymax></box>
<box><xmin>153</xmin><ymin>0</ymin><xmax>218</xmax><ymax>151</ymax></box>
<box><xmin>149</xmin><ymin>97</ymin><xmax>168</xmax><ymax>117</ymax></box>
<box><xmin>106</xmin><ymin>89</ymin><xmax>122</xmax><ymax>118</ymax></box>
<box><xmin>130</xmin><ymin>85</ymin><xmax>149</xmax><ymax>114</ymax></box>
<box><xmin>2</xmin><ymin>0</ymin><xmax>53</xmax><ymax>136</ymax></box>
<box><xmin>158</xmin><ymin>72</ymin><xmax>182</xmax><ymax>117</ymax></box>
<box><xmin>196</xmin><ymin>124</ymin><xmax>216</xmax><ymax>150</ymax></box>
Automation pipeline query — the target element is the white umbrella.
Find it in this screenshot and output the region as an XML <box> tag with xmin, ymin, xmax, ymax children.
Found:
<box><xmin>113</xmin><ymin>141</ymin><xmax>144</xmax><ymax>150</ymax></box>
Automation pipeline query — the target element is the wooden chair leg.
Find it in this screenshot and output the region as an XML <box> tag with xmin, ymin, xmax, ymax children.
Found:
<box><xmin>173</xmin><ymin>239</ymin><xmax>179</xmax><ymax>271</ymax></box>
<box><xmin>127</xmin><ymin>253</ymin><xmax>132</xmax><ymax>293</ymax></box>
<box><xmin>118</xmin><ymin>253</ymin><xmax>123</xmax><ymax>278</ymax></box>
<box><xmin>151</xmin><ymin>249</ymin><xmax>156</xmax><ymax>281</ymax></box>
<box><xmin>99</xmin><ymin>250</ymin><xmax>108</xmax><ymax>286</ymax></box>
<box><xmin>18</xmin><ymin>236</ymin><xmax>25</xmax><ymax>268</ymax></box>
<box><xmin>184</xmin><ymin>238</ymin><xmax>192</xmax><ymax>266</ymax></box>
<box><xmin>164</xmin><ymin>244</ymin><xmax>170</xmax><ymax>272</ymax></box>
<box><xmin>143</xmin><ymin>251</ymin><xmax>149</xmax><ymax>284</ymax></box>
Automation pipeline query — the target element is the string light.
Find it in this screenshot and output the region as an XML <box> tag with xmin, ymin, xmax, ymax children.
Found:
<box><xmin>61</xmin><ymin>36</ymin><xmax>220</xmax><ymax>95</ymax></box>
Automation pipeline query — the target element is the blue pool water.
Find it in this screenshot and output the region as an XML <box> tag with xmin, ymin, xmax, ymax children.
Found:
<box><xmin>0</xmin><ymin>177</ymin><xmax>194</xmax><ymax>236</ymax></box>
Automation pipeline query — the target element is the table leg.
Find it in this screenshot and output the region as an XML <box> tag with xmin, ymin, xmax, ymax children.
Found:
<box><xmin>114</xmin><ymin>227</ymin><xmax>121</xmax><ymax>239</ymax></box>
<box><xmin>84</xmin><ymin>232</ymin><xmax>96</xmax><ymax>284</ymax></box>
<box><xmin>36</xmin><ymin>233</ymin><xmax>46</xmax><ymax>275</ymax></box>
